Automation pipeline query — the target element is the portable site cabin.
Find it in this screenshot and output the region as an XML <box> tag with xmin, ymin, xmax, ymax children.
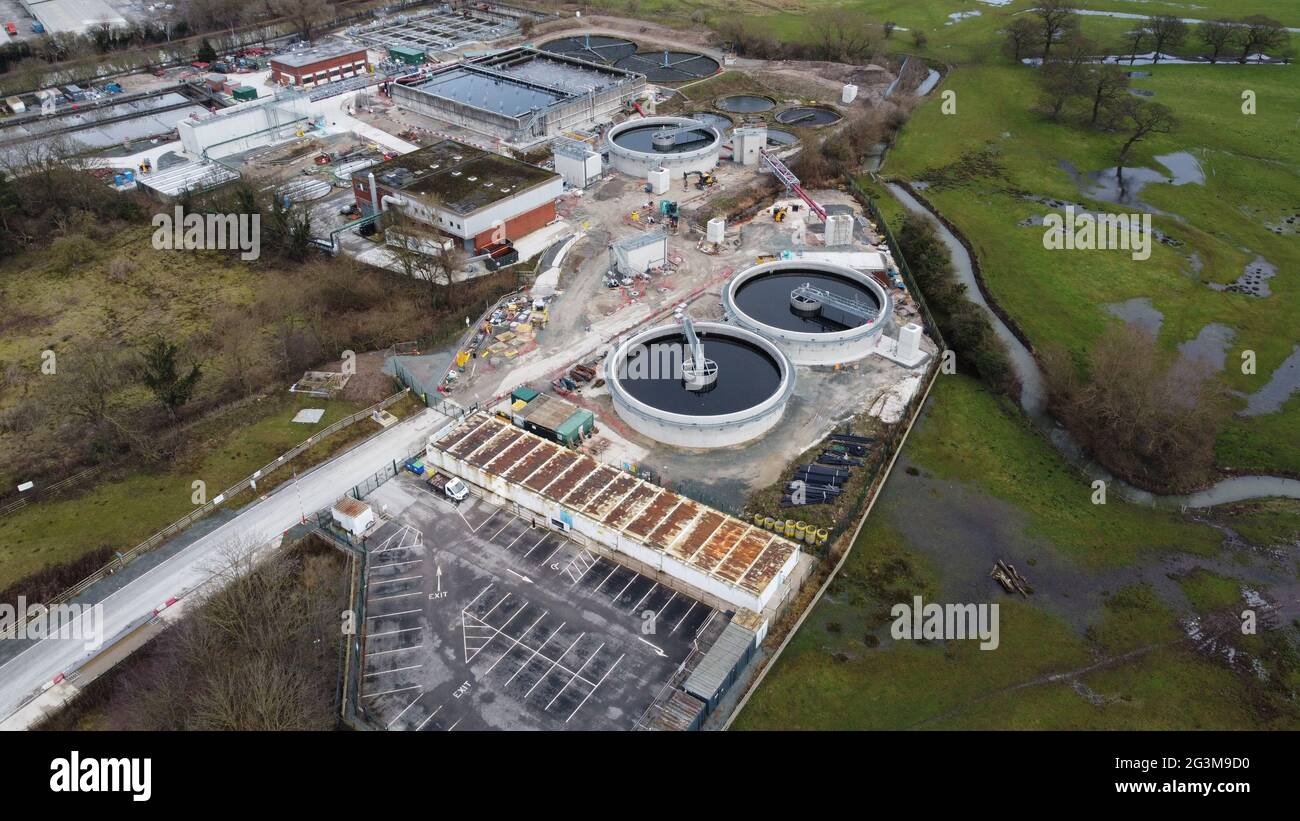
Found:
<box><xmin>388</xmin><ymin>46</ymin><xmax>426</xmax><ymax>65</ymax></box>
<box><xmin>511</xmin><ymin>393</ymin><xmax>594</xmax><ymax>447</ymax></box>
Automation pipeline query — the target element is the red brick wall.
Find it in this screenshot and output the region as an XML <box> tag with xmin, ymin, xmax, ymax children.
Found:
<box><xmin>270</xmin><ymin>50</ymin><xmax>369</xmax><ymax>86</ymax></box>
<box><xmin>473</xmin><ymin>201</ymin><xmax>556</xmax><ymax>250</ymax></box>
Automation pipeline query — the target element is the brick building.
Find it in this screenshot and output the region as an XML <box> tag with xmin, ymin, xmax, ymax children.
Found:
<box><xmin>352</xmin><ymin>140</ymin><xmax>563</xmax><ymax>252</ymax></box>
<box><xmin>270</xmin><ymin>42</ymin><xmax>371</xmax><ymax>89</ymax></box>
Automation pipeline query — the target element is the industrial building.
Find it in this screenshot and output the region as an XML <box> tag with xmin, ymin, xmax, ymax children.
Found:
<box><xmin>20</xmin><ymin>0</ymin><xmax>126</xmax><ymax>35</ymax></box>
<box><xmin>352</xmin><ymin>140</ymin><xmax>563</xmax><ymax>252</ymax></box>
<box><xmin>390</xmin><ymin>47</ymin><xmax>645</xmax><ymax>146</ymax></box>
<box><xmin>269</xmin><ymin>41</ymin><xmax>371</xmax><ymax>89</ymax></box>
<box><xmin>177</xmin><ymin>98</ymin><xmax>312</xmax><ymax>160</ymax></box>
<box><xmin>424</xmin><ymin>412</ymin><xmax>802</xmax><ymax>613</ymax></box>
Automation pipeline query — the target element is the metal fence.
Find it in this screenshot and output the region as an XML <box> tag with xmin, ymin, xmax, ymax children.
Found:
<box><xmin>27</xmin><ymin>389</ymin><xmax>412</xmax><ymax>614</ymax></box>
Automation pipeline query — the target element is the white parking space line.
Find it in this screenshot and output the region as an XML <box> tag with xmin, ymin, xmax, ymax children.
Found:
<box><xmin>504</xmin><ymin>528</ymin><xmax>533</xmax><ymax>551</ymax></box>
<box><xmin>671</xmin><ymin>600</ymin><xmax>698</xmax><ymax>634</ymax></box>
<box><xmin>545</xmin><ymin>641</ymin><xmax>605</xmax><ymax>710</ymax></box>
<box><xmin>415</xmin><ymin>705</ymin><xmax>443</xmax><ymax>731</ymax></box>
<box><xmin>370</xmin><ymin>626</ymin><xmax>422</xmax><ymax>638</ymax></box>
<box><xmin>370</xmin><ymin>575</ymin><xmax>423</xmax><ymax>586</ymax></box>
<box><xmin>387</xmin><ymin>690</ymin><xmax>426</xmax><ymax>729</ymax></box>
<box><xmin>489</xmin><ymin>516</ymin><xmax>518</xmax><ymax>542</ymax></box>
<box><xmin>371</xmin><ymin>591</ymin><xmax>423</xmax><ymax>602</ymax></box>
<box><xmin>483</xmin><ymin>609</ymin><xmax>549</xmax><ymax>675</ymax></box>
<box><xmin>464</xmin><ymin>583</ymin><xmax>494</xmax><ymax>612</ymax></box>
<box><xmin>372</xmin><ymin>559</ymin><xmax>423</xmax><ymax>570</ymax></box>
<box><xmin>504</xmin><ymin>622</ymin><xmax>566</xmax><ymax>686</ymax></box>
<box><xmin>365</xmin><ymin>665</ymin><xmax>423</xmax><ymax>678</ymax></box>
<box><xmin>567</xmin><ymin>653</ymin><xmax>625</xmax><ymax>723</ymax></box>
<box><xmin>524</xmin><ymin>633</ymin><xmax>588</xmax><ymax>698</ymax></box>
<box><xmin>540</xmin><ymin>541</ymin><xmax>566</xmax><ymax>565</ymax></box>
<box><xmin>630</xmin><ymin>583</ymin><xmax>659</xmax><ymax>613</ymax></box>
<box><xmin>593</xmin><ymin>563</ymin><xmax>621</xmax><ymax>592</ymax></box>
<box><xmin>612</xmin><ymin>574</ymin><xmax>639</xmax><ymax>602</ymax></box>
<box><xmin>447</xmin><ymin>718</ymin><xmax>462</xmax><ymax>731</ymax></box>
<box><xmin>366</xmin><ymin>644</ymin><xmax>423</xmax><ymax>657</ymax></box>
<box><xmin>369</xmin><ymin>608</ymin><xmax>422</xmax><ymax>620</ymax></box>
<box><xmin>364</xmin><ymin>684</ymin><xmax>421</xmax><ymax>699</ymax></box>
<box><xmin>523</xmin><ymin>534</ymin><xmax>549</xmax><ymax>556</ymax></box>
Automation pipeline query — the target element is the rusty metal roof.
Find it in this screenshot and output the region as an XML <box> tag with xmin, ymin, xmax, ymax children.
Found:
<box><xmin>431</xmin><ymin>412</ymin><xmax>799</xmax><ymax>599</ymax></box>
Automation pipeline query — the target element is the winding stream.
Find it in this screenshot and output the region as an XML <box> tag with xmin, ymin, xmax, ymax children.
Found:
<box><xmin>883</xmin><ymin>183</ymin><xmax>1300</xmax><ymax>508</ymax></box>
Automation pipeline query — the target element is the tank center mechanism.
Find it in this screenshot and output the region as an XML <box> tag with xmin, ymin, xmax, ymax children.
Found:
<box><xmin>680</xmin><ymin>315</ymin><xmax>718</xmax><ymax>391</ymax></box>
<box><xmin>789</xmin><ymin>282</ymin><xmax>880</xmax><ymax>329</ymax></box>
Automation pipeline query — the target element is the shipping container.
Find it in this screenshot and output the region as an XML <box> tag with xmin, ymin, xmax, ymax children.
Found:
<box><xmin>5</xmin><ymin>96</ymin><xmax>25</xmax><ymax>114</ymax></box>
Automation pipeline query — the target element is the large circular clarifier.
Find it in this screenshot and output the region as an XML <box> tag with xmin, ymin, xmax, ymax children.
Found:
<box><xmin>775</xmin><ymin>106</ymin><xmax>842</xmax><ymax>126</ymax></box>
<box><xmin>715</xmin><ymin>94</ymin><xmax>775</xmax><ymax>113</ymax></box>
<box><xmin>539</xmin><ymin>35</ymin><xmax>637</xmax><ymax>64</ymax></box>
<box><xmin>606</xmin><ymin>116</ymin><xmax>721</xmax><ymax>176</ymax></box>
<box><xmin>606</xmin><ymin>321</ymin><xmax>795</xmax><ymax>448</ymax></box>
<box><xmin>723</xmin><ymin>260</ymin><xmax>893</xmax><ymax>365</ymax></box>
<box><xmin>614</xmin><ymin>51</ymin><xmax>720</xmax><ymax>83</ymax></box>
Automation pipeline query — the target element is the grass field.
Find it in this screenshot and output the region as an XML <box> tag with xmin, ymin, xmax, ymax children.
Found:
<box><xmin>0</xmin><ymin>391</ymin><xmax>420</xmax><ymax>592</ymax></box>
<box><xmin>735</xmin><ymin>377</ymin><xmax>1300</xmax><ymax>730</ymax></box>
<box><xmin>887</xmin><ymin>59</ymin><xmax>1300</xmax><ymax>473</ymax></box>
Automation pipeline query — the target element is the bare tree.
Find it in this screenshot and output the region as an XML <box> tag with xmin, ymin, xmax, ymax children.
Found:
<box><xmin>1115</xmin><ymin>98</ymin><xmax>1176</xmax><ymax>167</ymax></box>
<box><xmin>1144</xmin><ymin>15</ymin><xmax>1188</xmax><ymax>64</ymax></box>
<box><xmin>271</xmin><ymin>0</ymin><xmax>332</xmax><ymax>42</ymax></box>
<box><xmin>1036</xmin><ymin>0</ymin><xmax>1078</xmax><ymax>63</ymax></box>
<box><xmin>1198</xmin><ymin>19</ymin><xmax>1238</xmax><ymax>64</ymax></box>
<box><xmin>1235</xmin><ymin>15</ymin><xmax>1289</xmax><ymax>63</ymax></box>
<box><xmin>1122</xmin><ymin>26</ymin><xmax>1148</xmax><ymax>65</ymax></box>
<box><xmin>1002</xmin><ymin>17</ymin><xmax>1040</xmax><ymax>62</ymax></box>
<box><xmin>1083</xmin><ymin>64</ymin><xmax>1129</xmax><ymax>126</ymax></box>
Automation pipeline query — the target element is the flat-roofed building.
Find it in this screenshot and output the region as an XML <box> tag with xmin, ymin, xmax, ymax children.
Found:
<box><xmin>270</xmin><ymin>41</ymin><xmax>370</xmax><ymax>89</ymax></box>
<box><xmin>390</xmin><ymin>47</ymin><xmax>645</xmax><ymax>146</ymax></box>
<box><xmin>353</xmin><ymin>140</ymin><xmax>562</xmax><ymax>252</ymax></box>
<box><xmin>425</xmin><ymin>412</ymin><xmax>802</xmax><ymax>613</ymax></box>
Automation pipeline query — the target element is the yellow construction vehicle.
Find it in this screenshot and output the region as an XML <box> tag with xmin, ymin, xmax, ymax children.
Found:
<box><xmin>772</xmin><ymin>206</ymin><xmax>788</xmax><ymax>222</ymax></box>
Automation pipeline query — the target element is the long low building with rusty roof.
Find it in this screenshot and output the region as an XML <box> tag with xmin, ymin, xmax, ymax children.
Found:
<box><xmin>424</xmin><ymin>411</ymin><xmax>801</xmax><ymax>613</ymax></box>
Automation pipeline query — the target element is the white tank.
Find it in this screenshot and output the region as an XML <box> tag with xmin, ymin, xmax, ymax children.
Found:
<box><xmin>648</xmin><ymin>166</ymin><xmax>670</xmax><ymax>195</ymax></box>
<box><xmin>897</xmin><ymin>323</ymin><xmax>922</xmax><ymax>361</ymax></box>
<box><xmin>825</xmin><ymin>213</ymin><xmax>854</xmax><ymax>246</ymax></box>
<box><xmin>706</xmin><ymin>218</ymin><xmax>726</xmax><ymax>244</ymax></box>
<box><xmin>842</xmin><ymin>84</ymin><xmax>859</xmax><ymax>104</ymax></box>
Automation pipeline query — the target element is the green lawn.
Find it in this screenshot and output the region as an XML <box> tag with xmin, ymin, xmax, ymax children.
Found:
<box><xmin>735</xmin><ymin>377</ymin><xmax>1298</xmax><ymax>730</ymax></box>
<box><xmin>884</xmin><ymin>60</ymin><xmax>1300</xmax><ymax>474</ymax></box>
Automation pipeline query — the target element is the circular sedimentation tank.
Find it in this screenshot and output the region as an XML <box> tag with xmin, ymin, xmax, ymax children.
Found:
<box><xmin>606</xmin><ymin>116</ymin><xmax>721</xmax><ymax>176</ymax></box>
<box><xmin>539</xmin><ymin>35</ymin><xmax>637</xmax><ymax>64</ymax></box>
<box><xmin>764</xmin><ymin>128</ymin><xmax>798</xmax><ymax>147</ymax></box>
<box><xmin>723</xmin><ymin>260</ymin><xmax>893</xmax><ymax>365</ymax></box>
<box><xmin>614</xmin><ymin>50</ymin><xmax>720</xmax><ymax>83</ymax></box>
<box><xmin>606</xmin><ymin>321</ymin><xmax>796</xmax><ymax>448</ymax></box>
<box><xmin>715</xmin><ymin>94</ymin><xmax>776</xmax><ymax>113</ymax></box>
<box><xmin>775</xmin><ymin>105</ymin><xmax>843</xmax><ymax>126</ymax></box>
<box><xmin>689</xmin><ymin>111</ymin><xmax>734</xmax><ymax>135</ymax></box>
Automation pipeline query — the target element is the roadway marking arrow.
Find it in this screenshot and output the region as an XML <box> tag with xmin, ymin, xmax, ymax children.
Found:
<box><xmin>506</xmin><ymin>568</ymin><xmax>533</xmax><ymax>584</ymax></box>
<box><xmin>637</xmin><ymin>637</ymin><xmax>666</xmax><ymax>657</ymax></box>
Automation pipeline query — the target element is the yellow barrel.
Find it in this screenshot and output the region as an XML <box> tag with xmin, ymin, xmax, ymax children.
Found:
<box><xmin>763</xmin><ymin>516</ymin><xmax>775</xmax><ymax>530</ymax></box>
<box><xmin>804</xmin><ymin>526</ymin><xmax>818</xmax><ymax>544</ymax></box>
<box><xmin>752</xmin><ymin>513</ymin><xmax>764</xmax><ymax>526</ymax></box>
<box><xmin>817</xmin><ymin>528</ymin><xmax>830</xmax><ymax>545</ymax></box>
<box><xmin>794</xmin><ymin>522</ymin><xmax>807</xmax><ymax>539</ymax></box>
<box><xmin>784</xmin><ymin>519</ymin><xmax>796</xmax><ymax>537</ymax></box>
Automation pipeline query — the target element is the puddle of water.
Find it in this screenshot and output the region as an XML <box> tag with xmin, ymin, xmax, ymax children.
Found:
<box><xmin>1128</xmin><ymin>88</ymin><xmax>1157</xmax><ymax>97</ymax></box>
<box><xmin>1241</xmin><ymin>346</ymin><xmax>1300</xmax><ymax>417</ymax></box>
<box><xmin>1062</xmin><ymin>151</ymin><xmax>1203</xmax><ymax>215</ymax></box>
<box><xmin>1178</xmin><ymin>323</ymin><xmax>1236</xmax><ymax>372</ymax></box>
<box><xmin>946</xmin><ymin>10</ymin><xmax>980</xmax><ymax>25</ymax></box>
<box><xmin>1208</xmin><ymin>254</ymin><xmax>1276</xmax><ymax>297</ymax></box>
<box><xmin>1105</xmin><ymin>297</ymin><xmax>1164</xmax><ymax>335</ymax></box>
<box><xmin>914</xmin><ymin>69</ymin><xmax>941</xmax><ymax>97</ymax></box>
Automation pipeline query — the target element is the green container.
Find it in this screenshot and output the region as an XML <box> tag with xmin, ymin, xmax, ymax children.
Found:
<box><xmin>232</xmin><ymin>86</ymin><xmax>258</xmax><ymax>102</ymax></box>
<box><xmin>388</xmin><ymin>46</ymin><xmax>426</xmax><ymax>65</ymax></box>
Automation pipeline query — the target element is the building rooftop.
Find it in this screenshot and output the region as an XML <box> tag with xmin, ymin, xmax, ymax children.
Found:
<box><xmin>432</xmin><ymin>412</ymin><xmax>800</xmax><ymax>599</ymax></box>
<box><xmin>515</xmin><ymin>393</ymin><xmax>583</xmax><ymax>432</ymax></box>
<box><xmin>333</xmin><ymin>497</ymin><xmax>370</xmax><ymax>518</ymax></box>
<box><xmin>359</xmin><ymin>140</ymin><xmax>557</xmax><ymax>215</ymax></box>
<box><xmin>271</xmin><ymin>40</ymin><xmax>367</xmax><ymax>69</ymax></box>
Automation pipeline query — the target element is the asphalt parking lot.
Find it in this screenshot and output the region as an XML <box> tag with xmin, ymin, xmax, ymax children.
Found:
<box><xmin>357</xmin><ymin>474</ymin><xmax>719</xmax><ymax>731</ymax></box>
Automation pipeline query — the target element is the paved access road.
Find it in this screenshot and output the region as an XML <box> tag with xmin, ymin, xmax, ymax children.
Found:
<box><xmin>0</xmin><ymin>407</ymin><xmax>450</xmax><ymax>725</ymax></box>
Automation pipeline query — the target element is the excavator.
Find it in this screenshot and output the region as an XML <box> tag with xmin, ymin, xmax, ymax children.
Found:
<box><xmin>684</xmin><ymin>170</ymin><xmax>717</xmax><ymax>191</ymax></box>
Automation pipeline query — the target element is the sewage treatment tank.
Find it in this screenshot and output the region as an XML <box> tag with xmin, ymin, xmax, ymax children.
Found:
<box><xmin>605</xmin><ymin>116</ymin><xmax>722</xmax><ymax>176</ymax></box>
<box><xmin>606</xmin><ymin>318</ymin><xmax>795</xmax><ymax>448</ymax></box>
<box><xmin>723</xmin><ymin>260</ymin><xmax>892</xmax><ymax>365</ymax></box>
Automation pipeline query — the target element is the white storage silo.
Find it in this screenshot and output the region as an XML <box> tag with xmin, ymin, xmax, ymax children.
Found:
<box><xmin>841</xmin><ymin>84</ymin><xmax>859</xmax><ymax>104</ymax></box>
<box><xmin>706</xmin><ymin>218</ymin><xmax>726</xmax><ymax>244</ymax></box>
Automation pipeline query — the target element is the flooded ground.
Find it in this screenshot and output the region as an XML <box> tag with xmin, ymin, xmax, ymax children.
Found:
<box><xmin>1062</xmin><ymin>151</ymin><xmax>1204</xmax><ymax>215</ymax></box>
<box><xmin>1209</xmin><ymin>255</ymin><xmax>1277</xmax><ymax>298</ymax></box>
<box><xmin>1241</xmin><ymin>346</ymin><xmax>1300</xmax><ymax>417</ymax></box>
<box><xmin>1104</xmin><ymin>297</ymin><xmax>1163</xmax><ymax>335</ymax></box>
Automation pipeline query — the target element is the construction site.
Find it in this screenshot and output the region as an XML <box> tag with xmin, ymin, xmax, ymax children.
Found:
<box><xmin>1</xmin><ymin>2</ymin><xmax>941</xmax><ymax>733</ymax></box>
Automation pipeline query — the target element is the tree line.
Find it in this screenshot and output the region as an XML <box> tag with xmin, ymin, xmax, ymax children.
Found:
<box><xmin>1004</xmin><ymin>1</ymin><xmax>1292</xmax><ymax>65</ymax></box>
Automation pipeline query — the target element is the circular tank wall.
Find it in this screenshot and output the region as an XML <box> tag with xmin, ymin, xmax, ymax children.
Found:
<box><xmin>606</xmin><ymin>116</ymin><xmax>721</xmax><ymax>177</ymax></box>
<box><xmin>722</xmin><ymin>260</ymin><xmax>893</xmax><ymax>365</ymax></box>
<box><xmin>606</xmin><ymin>321</ymin><xmax>796</xmax><ymax>448</ymax></box>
